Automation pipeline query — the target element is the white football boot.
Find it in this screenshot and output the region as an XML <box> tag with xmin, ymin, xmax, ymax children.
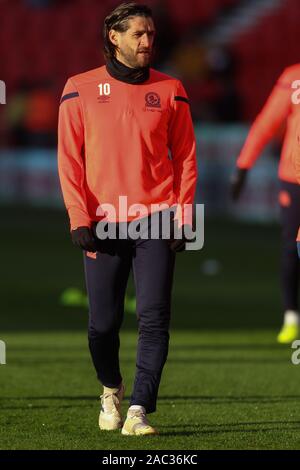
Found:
<box><xmin>99</xmin><ymin>383</ymin><xmax>125</xmax><ymax>431</ymax></box>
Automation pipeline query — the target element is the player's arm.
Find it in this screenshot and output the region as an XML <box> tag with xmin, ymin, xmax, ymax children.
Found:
<box><xmin>292</xmin><ymin>119</ymin><xmax>300</xmax><ymax>256</ymax></box>
<box><xmin>57</xmin><ymin>79</ymin><xmax>96</xmax><ymax>251</ymax></box>
<box><xmin>293</xmin><ymin>118</ymin><xmax>300</xmax><ymax>185</ymax></box>
<box><xmin>231</xmin><ymin>70</ymin><xmax>292</xmax><ymax>200</ymax></box>
<box><xmin>167</xmin><ymin>81</ymin><xmax>198</xmax><ymax>250</ymax></box>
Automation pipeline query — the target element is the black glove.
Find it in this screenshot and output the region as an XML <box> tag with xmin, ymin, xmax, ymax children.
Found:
<box><xmin>230</xmin><ymin>168</ymin><xmax>248</xmax><ymax>201</ymax></box>
<box><xmin>169</xmin><ymin>237</ymin><xmax>186</xmax><ymax>253</ymax></box>
<box><xmin>71</xmin><ymin>226</ymin><xmax>97</xmax><ymax>252</ymax></box>
<box><xmin>169</xmin><ymin>223</ymin><xmax>195</xmax><ymax>253</ymax></box>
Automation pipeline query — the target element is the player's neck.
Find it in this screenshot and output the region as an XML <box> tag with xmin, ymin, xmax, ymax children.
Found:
<box><xmin>106</xmin><ymin>55</ymin><xmax>150</xmax><ymax>84</ymax></box>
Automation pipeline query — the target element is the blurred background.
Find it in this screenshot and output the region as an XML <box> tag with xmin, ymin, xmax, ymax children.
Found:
<box><xmin>1</xmin><ymin>0</ymin><xmax>299</xmax><ymax>331</ymax></box>
<box><xmin>2</xmin><ymin>0</ymin><xmax>300</xmax><ymax>452</ymax></box>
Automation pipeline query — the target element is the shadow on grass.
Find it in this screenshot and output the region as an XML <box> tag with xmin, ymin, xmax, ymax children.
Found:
<box><xmin>1</xmin><ymin>394</ymin><xmax>300</xmax><ymax>405</ymax></box>
<box><xmin>159</xmin><ymin>420</ymin><xmax>300</xmax><ymax>436</ymax></box>
<box><xmin>7</xmin><ymin>357</ymin><xmax>291</xmax><ymax>365</ymax></box>
<box><xmin>7</xmin><ymin>344</ymin><xmax>287</xmax><ymax>352</ymax></box>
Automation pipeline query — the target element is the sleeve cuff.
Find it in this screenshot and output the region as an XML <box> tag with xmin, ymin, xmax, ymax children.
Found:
<box><xmin>68</xmin><ymin>207</ymin><xmax>91</xmax><ymax>231</ymax></box>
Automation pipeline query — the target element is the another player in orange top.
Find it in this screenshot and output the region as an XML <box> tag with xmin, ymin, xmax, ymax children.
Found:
<box><xmin>57</xmin><ymin>2</ymin><xmax>197</xmax><ymax>436</ymax></box>
<box><xmin>292</xmin><ymin>98</ymin><xmax>300</xmax><ymax>252</ymax></box>
<box><xmin>231</xmin><ymin>64</ymin><xmax>300</xmax><ymax>344</ymax></box>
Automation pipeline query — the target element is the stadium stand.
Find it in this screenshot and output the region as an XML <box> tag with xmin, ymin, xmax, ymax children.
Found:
<box><xmin>1</xmin><ymin>0</ymin><xmax>298</xmax><ymax>126</ymax></box>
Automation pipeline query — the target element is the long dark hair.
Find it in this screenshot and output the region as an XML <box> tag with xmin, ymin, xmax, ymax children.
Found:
<box><xmin>103</xmin><ymin>2</ymin><xmax>153</xmax><ymax>61</ymax></box>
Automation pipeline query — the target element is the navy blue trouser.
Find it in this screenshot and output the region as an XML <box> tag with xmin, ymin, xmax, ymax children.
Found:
<box><xmin>279</xmin><ymin>180</ymin><xmax>300</xmax><ymax>311</ymax></box>
<box><xmin>84</xmin><ymin>221</ymin><xmax>175</xmax><ymax>414</ymax></box>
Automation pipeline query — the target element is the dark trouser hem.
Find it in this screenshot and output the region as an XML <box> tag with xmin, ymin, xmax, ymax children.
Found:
<box><xmin>279</xmin><ymin>180</ymin><xmax>300</xmax><ymax>311</ymax></box>
<box><xmin>100</xmin><ymin>380</ymin><xmax>123</xmax><ymax>389</ymax></box>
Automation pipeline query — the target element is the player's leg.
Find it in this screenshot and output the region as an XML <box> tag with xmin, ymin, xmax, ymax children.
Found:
<box><xmin>122</xmin><ymin>236</ymin><xmax>175</xmax><ymax>435</ymax></box>
<box><xmin>277</xmin><ymin>181</ymin><xmax>300</xmax><ymax>344</ymax></box>
<box><xmin>83</xmin><ymin>237</ymin><xmax>132</xmax><ymax>429</ymax></box>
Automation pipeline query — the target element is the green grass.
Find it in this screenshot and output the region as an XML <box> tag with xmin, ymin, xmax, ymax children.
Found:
<box><xmin>1</xmin><ymin>330</ymin><xmax>300</xmax><ymax>450</ymax></box>
<box><xmin>0</xmin><ymin>206</ymin><xmax>299</xmax><ymax>450</ymax></box>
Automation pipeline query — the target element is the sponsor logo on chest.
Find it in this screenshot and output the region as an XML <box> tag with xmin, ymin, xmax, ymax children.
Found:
<box><xmin>97</xmin><ymin>83</ymin><xmax>162</xmax><ymax>112</ymax></box>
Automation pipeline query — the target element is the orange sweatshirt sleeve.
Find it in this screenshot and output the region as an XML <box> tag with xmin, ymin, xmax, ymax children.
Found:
<box><xmin>293</xmin><ymin>118</ymin><xmax>300</xmax><ymax>184</ymax></box>
<box><xmin>57</xmin><ymin>79</ymin><xmax>91</xmax><ymax>230</ymax></box>
<box><xmin>237</xmin><ymin>70</ymin><xmax>292</xmax><ymax>169</ymax></box>
<box><xmin>168</xmin><ymin>80</ymin><xmax>197</xmax><ymax>225</ymax></box>
<box><xmin>294</xmin><ymin>125</ymin><xmax>300</xmax><ymax>241</ymax></box>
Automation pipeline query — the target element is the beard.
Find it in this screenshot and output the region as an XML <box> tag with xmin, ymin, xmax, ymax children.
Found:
<box><xmin>118</xmin><ymin>46</ymin><xmax>152</xmax><ymax>69</ymax></box>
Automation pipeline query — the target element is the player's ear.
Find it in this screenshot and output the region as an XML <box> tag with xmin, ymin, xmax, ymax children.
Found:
<box><xmin>109</xmin><ymin>29</ymin><xmax>119</xmax><ymax>47</ymax></box>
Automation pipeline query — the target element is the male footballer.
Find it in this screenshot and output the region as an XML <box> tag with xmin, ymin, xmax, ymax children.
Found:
<box><xmin>231</xmin><ymin>64</ymin><xmax>300</xmax><ymax>344</ymax></box>
<box><xmin>292</xmin><ymin>101</ymin><xmax>300</xmax><ymax>261</ymax></box>
<box><xmin>57</xmin><ymin>2</ymin><xmax>197</xmax><ymax>435</ymax></box>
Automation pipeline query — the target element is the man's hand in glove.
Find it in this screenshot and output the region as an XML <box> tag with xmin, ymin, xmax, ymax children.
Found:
<box><xmin>169</xmin><ymin>233</ymin><xmax>186</xmax><ymax>252</ymax></box>
<box><xmin>71</xmin><ymin>226</ymin><xmax>97</xmax><ymax>252</ymax></box>
<box><xmin>230</xmin><ymin>168</ymin><xmax>248</xmax><ymax>201</ymax></box>
<box><xmin>169</xmin><ymin>221</ymin><xmax>196</xmax><ymax>253</ymax></box>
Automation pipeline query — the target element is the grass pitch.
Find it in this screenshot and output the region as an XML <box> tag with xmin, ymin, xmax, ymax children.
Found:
<box><xmin>0</xmin><ymin>207</ymin><xmax>300</xmax><ymax>450</ymax></box>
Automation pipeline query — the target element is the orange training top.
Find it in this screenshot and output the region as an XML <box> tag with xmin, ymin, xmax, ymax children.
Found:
<box><xmin>237</xmin><ymin>64</ymin><xmax>300</xmax><ymax>183</ymax></box>
<box><xmin>291</xmin><ymin>90</ymin><xmax>300</xmax><ymax>241</ymax></box>
<box><xmin>294</xmin><ymin>118</ymin><xmax>300</xmax><ymax>184</ymax></box>
<box><xmin>57</xmin><ymin>65</ymin><xmax>197</xmax><ymax>230</ymax></box>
